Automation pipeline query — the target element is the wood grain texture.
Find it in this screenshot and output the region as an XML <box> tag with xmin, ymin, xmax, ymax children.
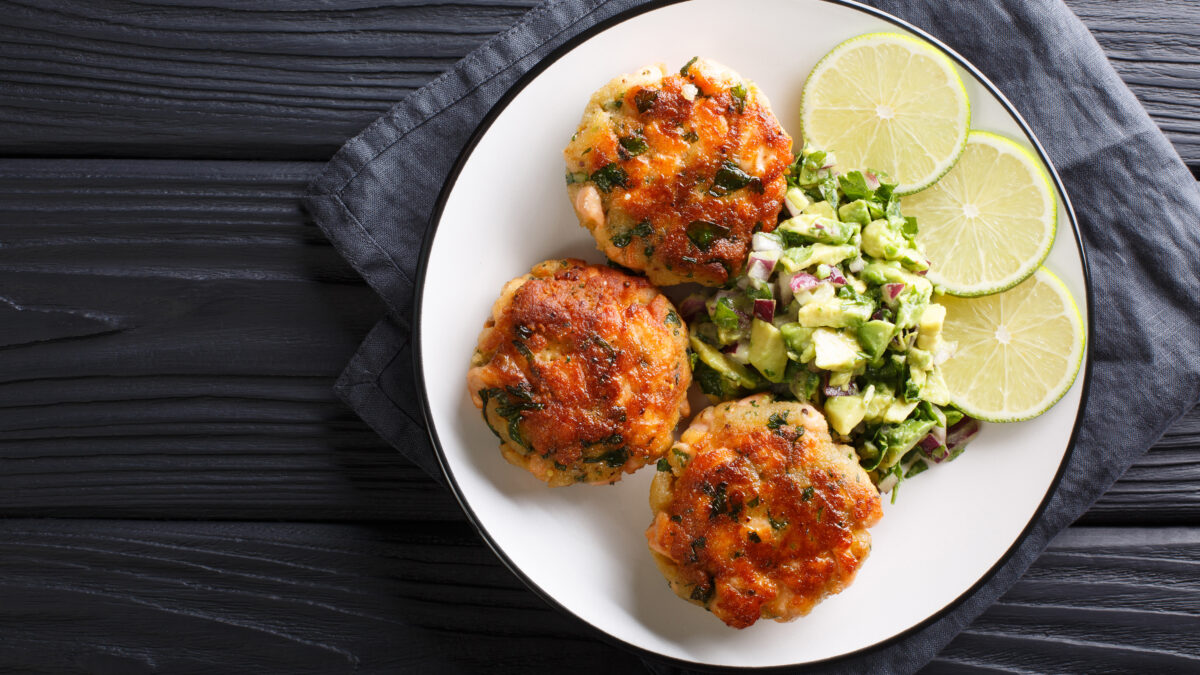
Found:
<box><xmin>0</xmin><ymin>0</ymin><xmax>1196</xmax><ymax>168</ymax></box>
<box><xmin>1</xmin><ymin>159</ymin><xmax>1197</xmax><ymax>524</ymax></box>
<box><xmin>925</xmin><ymin>527</ymin><xmax>1200</xmax><ymax>675</ymax></box>
<box><xmin>0</xmin><ymin>519</ymin><xmax>647</xmax><ymax>674</ymax></box>
<box><xmin>0</xmin><ymin>520</ymin><xmax>1195</xmax><ymax>674</ymax></box>
<box><xmin>0</xmin><ymin>159</ymin><xmax>459</xmax><ymax>522</ymax></box>
<box><xmin>0</xmin><ymin>0</ymin><xmax>539</xmax><ymax>159</ymax></box>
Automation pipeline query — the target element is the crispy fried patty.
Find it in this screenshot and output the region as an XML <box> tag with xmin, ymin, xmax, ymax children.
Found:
<box><xmin>564</xmin><ymin>58</ymin><xmax>793</xmax><ymax>287</ymax></box>
<box><xmin>467</xmin><ymin>259</ymin><xmax>691</xmax><ymax>486</ymax></box>
<box><xmin>646</xmin><ymin>394</ymin><xmax>882</xmax><ymax>628</ymax></box>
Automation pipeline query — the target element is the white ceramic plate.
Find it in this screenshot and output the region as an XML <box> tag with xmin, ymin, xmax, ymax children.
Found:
<box><xmin>416</xmin><ymin>0</ymin><xmax>1090</xmax><ymax>668</ymax></box>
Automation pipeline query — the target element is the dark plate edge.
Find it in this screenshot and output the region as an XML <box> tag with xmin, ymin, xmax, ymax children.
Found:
<box><xmin>411</xmin><ymin>0</ymin><xmax>1094</xmax><ymax>670</ymax></box>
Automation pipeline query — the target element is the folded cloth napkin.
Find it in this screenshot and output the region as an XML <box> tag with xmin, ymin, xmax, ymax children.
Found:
<box><xmin>304</xmin><ymin>0</ymin><xmax>1200</xmax><ymax>671</ymax></box>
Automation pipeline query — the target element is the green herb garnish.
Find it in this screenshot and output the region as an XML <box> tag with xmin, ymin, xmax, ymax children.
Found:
<box><xmin>590</xmin><ymin>163</ymin><xmax>628</xmax><ymax>193</ymax></box>
<box><xmin>618</xmin><ymin>135</ymin><xmax>649</xmax><ymax>156</ymax></box>
<box><xmin>612</xmin><ymin>219</ymin><xmax>652</xmax><ymax>248</ymax></box>
<box><xmin>686</xmin><ymin>220</ymin><xmax>730</xmax><ymax>251</ymax></box>
<box><xmin>730</xmin><ymin>83</ymin><xmax>747</xmax><ymax>113</ymax></box>
<box><xmin>634</xmin><ymin>89</ymin><xmax>658</xmax><ymax>114</ymax></box>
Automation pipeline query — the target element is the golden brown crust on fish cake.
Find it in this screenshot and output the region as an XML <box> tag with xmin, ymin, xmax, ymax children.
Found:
<box><xmin>564</xmin><ymin>58</ymin><xmax>793</xmax><ymax>287</ymax></box>
<box><xmin>646</xmin><ymin>394</ymin><xmax>882</xmax><ymax>628</ymax></box>
<box><xmin>467</xmin><ymin>259</ymin><xmax>691</xmax><ymax>486</ymax></box>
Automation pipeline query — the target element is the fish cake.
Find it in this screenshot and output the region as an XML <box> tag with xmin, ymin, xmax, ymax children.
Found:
<box><xmin>646</xmin><ymin>394</ymin><xmax>883</xmax><ymax>628</ymax></box>
<box><xmin>467</xmin><ymin>259</ymin><xmax>691</xmax><ymax>486</ymax></box>
<box><xmin>564</xmin><ymin>57</ymin><xmax>793</xmax><ymax>287</ymax></box>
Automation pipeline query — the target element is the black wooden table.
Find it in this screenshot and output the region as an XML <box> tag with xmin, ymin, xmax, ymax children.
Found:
<box><xmin>1</xmin><ymin>1</ymin><xmax>1198</xmax><ymax>672</ymax></box>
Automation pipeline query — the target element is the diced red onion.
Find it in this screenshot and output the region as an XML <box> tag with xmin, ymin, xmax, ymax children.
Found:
<box><xmin>823</xmin><ymin>383</ymin><xmax>859</xmax><ymax>397</ymax></box>
<box><xmin>884</xmin><ymin>283</ymin><xmax>905</xmax><ymax>300</ymax></box>
<box><xmin>946</xmin><ymin>417</ymin><xmax>981</xmax><ymax>451</ymax></box>
<box><xmin>678</xmin><ymin>295</ymin><xmax>706</xmax><ymax>321</ymax></box>
<box><xmin>930</xmin><ymin>425</ymin><xmax>947</xmax><ymax>447</ymax></box>
<box><xmin>751</xmin><ymin>232</ymin><xmax>783</xmax><ymax>252</ymax></box>
<box><xmin>746</xmin><ymin>252</ymin><xmax>777</xmax><ymax>281</ymax></box>
<box><xmin>753</xmin><ymin>298</ymin><xmax>776</xmax><ymax>322</ymax></box>
<box><xmin>864</xmin><ymin>171</ymin><xmax>881</xmax><ymax>191</ymax></box>
<box><xmin>827</xmin><ymin>266</ymin><xmax>847</xmax><ymax>286</ymax></box>
<box><xmin>822</xmin><ymin>372</ymin><xmax>859</xmax><ymax>397</ymax></box>
<box><xmin>848</xmin><ymin>258</ymin><xmax>865</xmax><ymax>274</ymax></box>
<box><xmin>917</xmin><ymin>433</ymin><xmax>942</xmax><ymax>454</ymax></box>
<box><xmin>726</xmin><ymin>340</ymin><xmax>751</xmax><ymax>365</ymax></box>
<box><xmin>871</xmin><ymin>308</ymin><xmax>884</xmax><ymax>320</ymax></box>
<box><xmin>790</xmin><ymin>272</ymin><xmax>820</xmax><ymax>293</ymax></box>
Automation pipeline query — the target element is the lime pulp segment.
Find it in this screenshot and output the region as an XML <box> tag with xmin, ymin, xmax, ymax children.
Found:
<box><xmin>903</xmin><ymin>130</ymin><xmax>1057</xmax><ymax>297</ymax></box>
<box><xmin>937</xmin><ymin>267</ymin><xmax>1085</xmax><ymax>422</ymax></box>
<box><xmin>800</xmin><ymin>32</ymin><xmax>971</xmax><ymax>195</ymax></box>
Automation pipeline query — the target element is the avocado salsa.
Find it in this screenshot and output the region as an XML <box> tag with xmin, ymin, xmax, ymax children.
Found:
<box><xmin>683</xmin><ymin>146</ymin><xmax>979</xmax><ymax>495</ymax></box>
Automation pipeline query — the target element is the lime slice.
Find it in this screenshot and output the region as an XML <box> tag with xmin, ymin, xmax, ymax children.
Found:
<box><xmin>904</xmin><ymin>131</ymin><xmax>1057</xmax><ymax>296</ymax></box>
<box><xmin>800</xmin><ymin>32</ymin><xmax>970</xmax><ymax>195</ymax></box>
<box><xmin>938</xmin><ymin>267</ymin><xmax>1085</xmax><ymax>422</ymax></box>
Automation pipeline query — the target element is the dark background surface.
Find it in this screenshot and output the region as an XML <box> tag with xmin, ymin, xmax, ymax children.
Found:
<box><xmin>0</xmin><ymin>1</ymin><xmax>1198</xmax><ymax>672</ymax></box>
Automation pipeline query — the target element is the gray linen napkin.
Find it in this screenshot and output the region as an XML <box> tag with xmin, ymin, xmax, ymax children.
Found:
<box><xmin>304</xmin><ymin>0</ymin><xmax>1200</xmax><ymax>671</ymax></box>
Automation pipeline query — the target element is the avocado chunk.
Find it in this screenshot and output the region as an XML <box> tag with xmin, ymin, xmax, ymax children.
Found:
<box><xmin>863</xmin><ymin>385</ymin><xmax>894</xmax><ymax>423</ymax></box>
<box><xmin>779</xmin><ymin>323</ymin><xmax>816</xmax><ymax>363</ymax></box>
<box><xmin>837</xmin><ymin>199</ymin><xmax>873</xmax><ymax>226</ymax></box>
<box><xmin>784</xmin><ymin>187</ymin><xmax>810</xmax><ymax>214</ymax></box>
<box><xmin>788</xmin><ymin>367</ymin><xmax>822</xmax><ymax>401</ymax></box>
<box><xmin>922</xmin><ymin>366</ymin><xmax>952</xmax><ymax>406</ymax></box>
<box><xmin>917</xmin><ymin>302</ymin><xmax>946</xmax><ymax>350</ymax></box>
<box><xmin>883</xmin><ymin>398</ymin><xmax>920</xmax><ymax>424</ymax></box>
<box><xmin>875</xmin><ymin>417</ymin><xmax>937</xmax><ymax>469</ymax></box>
<box><xmin>748</xmin><ymin>319</ymin><xmax>788</xmax><ymax>383</ymax></box>
<box><xmin>812</xmin><ymin>328</ymin><xmax>865</xmax><ymax>372</ymax></box>
<box><xmin>778</xmin><ymin>214</ymin><xmax>857</xmax><ymax>246</ymax></box>
<box><xmin>857</xmin><ymin>320</ymin><xmax>895</xmax><ymax>360</ymax></box>
<box><xmin>862</xmin><ymin>261</ymin><xmax>933</xmax><ymax>296</ymax></box>
<box><xmin>825</xmin><ymin>394</ymin><xmax>867</xmax><ymax>436</ymax></box>
<box><xmin>862</xmin><ymin>219</ymin><xmax>906</xmax><ymax>260</ymax></box>
<box><xmin>800</xmin><ymin>199</ymin><xmax>836</xmax><ymax>220</ymax></box>
<box><xmin>797</xmin><ymin>295</ymin><xmax>874</xmax><ymax>328</ymax></box>
<box><xmin>908</xmin><ymin>347</ymin><xmax>933</xmax><ymax>371</ymax></box>
<box><xmin>689</xmin><ymin>336</ymin><xmax>758</xmax><ymax>390</ymax></box>
<box><xmin>780</xmin><ymin>243</ymin><xmax>858</xmax><ymax>273</ymax></box>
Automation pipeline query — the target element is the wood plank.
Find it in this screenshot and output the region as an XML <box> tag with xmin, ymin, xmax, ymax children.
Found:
<box><xmin>0</xmin><ymin>159</ymin><xmax>463</xmax><ymax>522</ymax></box>
<box><xmin>0</xmin><ymin>519</ymin><xmax>1194</xmax><ymax>673</ymax></box>
<box><xmin>0</xmin><ymin>0</ymin><xmax>538</xmax><ymax>159</ymax></box>
<box><xmin>1</xmin><ymin>159</ymin><xmax>1198</xmax><ymax>523</ymax></box>
<box><xmin>0</xmin><ymin>0</ymin><xmax>1196</xmax><ymax>167</ymax></box>
<box><xmin>0</xmin><ymin>518</ymin><xmax>647</xmax><ymax>674</ymax></box>
<box><xmin>924</xmin><ymin>527</ymin><xmax>1200</xmax><ymax>674</ymax></box>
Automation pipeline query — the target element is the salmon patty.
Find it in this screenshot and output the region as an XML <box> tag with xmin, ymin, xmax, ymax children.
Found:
<box><xmin>564</xmin><ymin>58</ymin><xmax>793</xmax><ymax>287</ymax></box>
<box><xmin>646</xmin><ymin>394</ymin><xmax>882</xmax><ymax>628</ymax></box>
<box><xmin>467</xmin><ymin>259</ymin><xmax>691</xmax><ymax>486</ymax></box>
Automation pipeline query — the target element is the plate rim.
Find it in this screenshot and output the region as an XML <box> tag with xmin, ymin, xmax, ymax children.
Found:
<box><xmin>411</xmin><ymin>0</ymin><xmax>1095</xmax><ymax>668</ymax></box>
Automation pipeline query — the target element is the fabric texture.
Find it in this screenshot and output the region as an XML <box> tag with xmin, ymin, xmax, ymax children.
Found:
<box><xmin>303</xmin><ymin>0</ymin><xmax>1200</xmax><ymax>671</ymax></box>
